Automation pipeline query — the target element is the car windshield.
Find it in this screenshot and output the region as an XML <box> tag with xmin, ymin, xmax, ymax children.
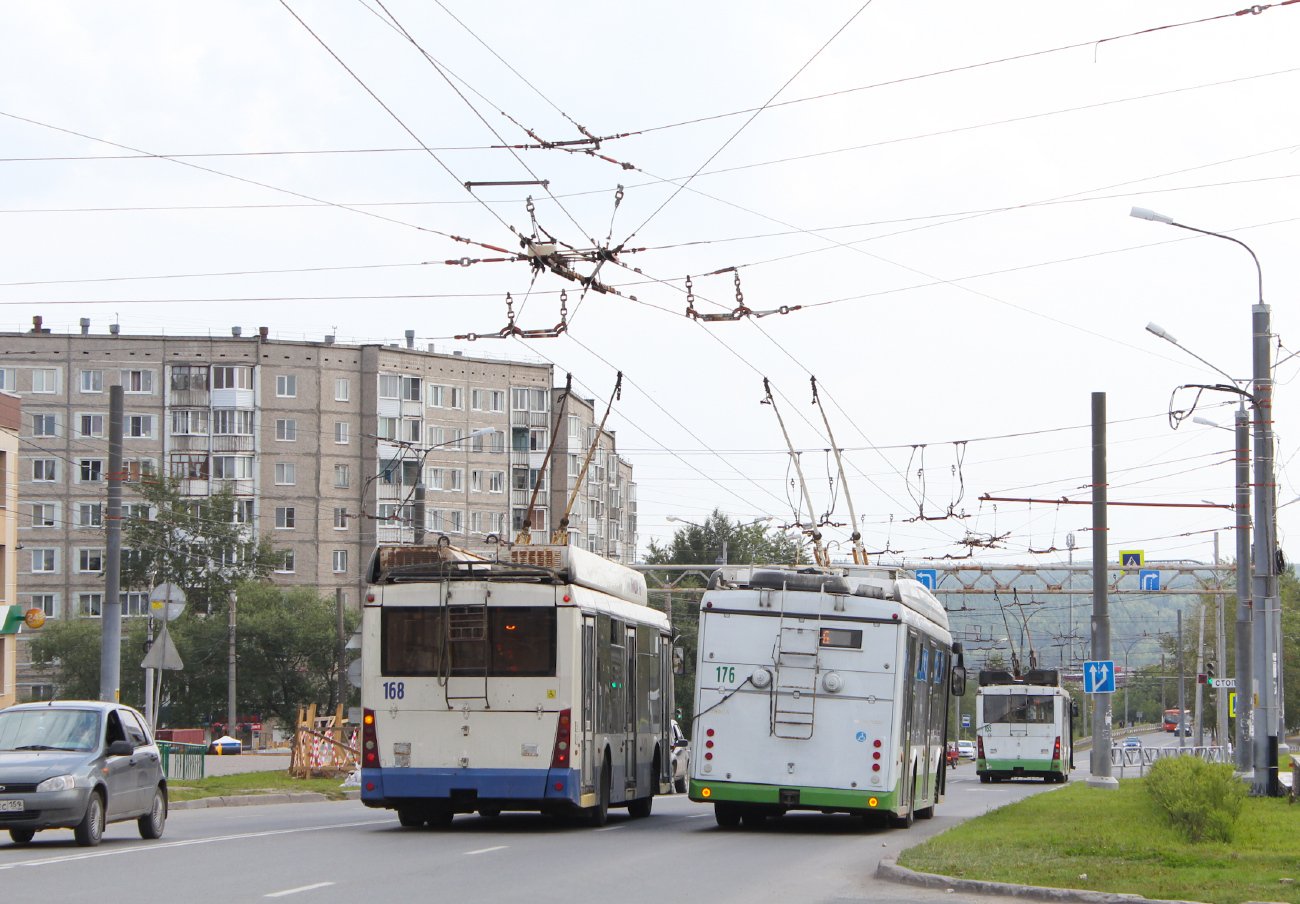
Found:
<box><xmin>0</xmin><ymin>709</ymin><xmax>101</xmax><ymax>752</ymax></box>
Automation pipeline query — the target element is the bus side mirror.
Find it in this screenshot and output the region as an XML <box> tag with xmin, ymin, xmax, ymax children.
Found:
<box><xmin>950</xmin><ymin>666</ymin><xmax>966</xmax><ymax>697</ymax></box>
<box><xmin>673</xmin><ymin>646</ymin><xmax>685</xmax><ymax>676</ymax></box>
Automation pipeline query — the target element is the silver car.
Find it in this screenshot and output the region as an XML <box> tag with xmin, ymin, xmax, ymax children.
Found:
<box><xmin>670</xmin><ymin>720</ymin><xmax>691</xmax><ymax>793</ymax></box>
<box><xmin>0</xmin><ymin>701</ymin><xmax>166</xmax><ymax>846</ymax></box>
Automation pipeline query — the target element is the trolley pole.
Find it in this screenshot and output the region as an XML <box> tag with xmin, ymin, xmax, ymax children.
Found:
<box><xmin>99</xmin><ymin>385</ymin><xmax>124</xmax><ymax>702</ymax></box>
<box><xmin>1087</xmin><ymin>391</ymin><xmax>1117</xmax><ymax>789</ymax></box>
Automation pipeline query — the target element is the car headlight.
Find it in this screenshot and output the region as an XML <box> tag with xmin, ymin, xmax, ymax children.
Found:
<box><xmin>36</xmin><ymin>774</ymin><xmax>76</xmax><ymax>793</ymax></box>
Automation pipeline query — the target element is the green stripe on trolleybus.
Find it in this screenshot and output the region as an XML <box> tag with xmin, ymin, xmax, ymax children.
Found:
<box><xmin>688</xmin><ymin>778</ymin><xmax>900</xmax><ymax>811</ymax></box>
<box><xmin>979</xmin><ymin>758</ymin><xmax>1057</xmax><ymax>772</ymax></box>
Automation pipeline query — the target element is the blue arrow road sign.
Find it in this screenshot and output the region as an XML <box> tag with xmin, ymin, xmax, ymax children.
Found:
<box><xmin>1140</xmin><ymin>569</ymin><xmax>1160</xmax><ymax>591</ymax></box>
<box><xmin>1084</xmin><ymin>660</ymin><xmax>1116</xmax><ymax>694</ymax></box>
<box><xmin>915</xmin><ymin>569</ymin><xmax>937</xmax><ymax>590</ymax></box>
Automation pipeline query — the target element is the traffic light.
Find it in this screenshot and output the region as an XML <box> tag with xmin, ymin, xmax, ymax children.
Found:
<box><xmin>1206</xmin><ymin>661</ymin><xmax>1216</xmax><ymax>680</ymax></box>
<box><xmin>1197</xmin><ymin>673</ymin><xmax>1207</xmax><ymax>684</ymax></box>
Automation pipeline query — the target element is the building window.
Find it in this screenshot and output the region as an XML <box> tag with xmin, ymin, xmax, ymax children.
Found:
<box><xmin>78</xmin><ymin>503</ymin><xmax>103</xmax><ymax>528</ymax></box>
<box><xmin>379</xmin><ymin>374</ymin><xmax>400</xmax><ymax>399</ymax></box>
<box><xmin>78</xmin><ymin>414</ymin><xmax>104</xmax><ymax>438</ymax></box>
<box><xmin>31</xmin><ymin>549</ymin><xmax>56</xmax><ymax>573</ymax></box>
<box><xmin>490</xmin><ymin>430</ymin><xmax>506</xmax><ymax>453</ymax></box>
<box><xmin>78</xmin><ymin>549</ymin><xmax>104</xmax><ymax>573</ymax></box>
<box><xmin>170</xmin><ymin>365</ymin><xmax>209</xmax><ymax>391</ymax></box>
<box><xmin>123</xmin><ymin>503</ymin><xmax>151</xmax><ymax>523</ymax></box>
<box><xmin>568</xmin><ymin>415</ymin><xmax>580</xmax><ymax>438</ymax></box>
<box><xmin>171</xmin><ymin>409</ymin><xmax>208</xmax><ymax>436</ymax></box>
<box><xmin>276</xmin><ymin>550</ymin><xmax>295</xmax><ymax>573</ymax></box>
<box><xmin>234</xmin><ymin>499</ymin><xmax>254</xmax><ymax>524</ymax></box>
<box><xmin>32</xmin><ymin>414</ymin><xmax>57</xmax><ymax>437</ymax></box>
<box><xmin>402</xmin><ymin>418</ymin><xmax>420</xmax><ymax>443</ymax></box>
<box><xmin>425</xmin><ymin>467</ymin><xmax>444</xmax><ymax>490</ymax></box>
<box><xmin>470</xmin><ymin>511</ymin><xmax>484</xmax><ymax>534</ymax></box>
<box><xmin>275</xmin><ymin>507</ymin><xmax>296</xmax><ymax>529</ymax></box>
<box><xmin>471</xmin><ymin>389</ymin><xmax>492</xmax><ymax>411</ymax></box>
<box><xmin>30</xmin><ymin>594</ymin><xmax>56</xmax><ymax>618</ymax></box>
<box><xmin>276</xmin><ymin>374</ymin><xmax>297</xmax><ymax>398</ymax></box>
<box><xmin>121</xmin><ymin>370</ymin><xmax>153</xmax><ymax>393</ymax></box>
<box><xmin>80</xmin><ymin>370</ymin><xmax>103</xmax><ymax>393</ymax></box>
<box><xmin>275</xmin><ymin>463</ymin><xmax>296</xmax><ymax>486</ymax></box>
<box><xmin>448</xmin><ymin>387</ymin><xmax>463</xmax><ymax>410</ymax></box>
<box><xmin>512</xmin><ymin>388</ymin><xmax>528</xmax><ymax>411</ymax></box>
<box><xmin>334</xmin><ymin>422</ymin><xmax>349</xmax><ymax>444</ymax></box>
<box><xmin>489</xmin><ymin>471</ymin><xmax>505</xmax><ymax>493</ymax></box>
<box><xmin>79</xmin><ymin>593</ymin><xmax>103</xmax><ymax>617</ymax></box>
<box><xmin>447</xmin><ymin>510</ymin><xmax>463</xmax><ymax>533</ymax></box>
<box><xmin>446</xmin><ymin>469</ymin><xmax>463</xmax><ymax>491</ymax></box>
<box><xmin>335</xmin><ymin>378</ymin><xmax>350</xmax><ymax>401</ymax></box>
<box><xmin>31</xmin><ymin>369</ymin><xmax>57</xmax><ymax>393</ymax></box>
<box><xmin>0</xmin><ymin>369</ymin><xmax>14</xmax><ymax>391</ymax></box>
<box><xmin>121</xmin><ymin>592</ymin><xmax>148</xmax><ymax>617</ymax></box>
<box><xmin>569</xmin><ymin>454</ymin><xmax>581</xmax><ymax>477</ymax></box>
<box><xmin>79</xmin><ymin>459</ymin><xmax>104</xmax><ymax>483</ymax></box>
<box><xmin>170</xmin><ymin>454</ymin><xmax>208</xmax><ymax>479</ymax></box>
<box><xmin>32</xmin><ymin>459</ymin><xmax>57</xmax><ymax>482</ymax></box>
<box><xmin>402</xmin><ymin>376</ymin><xmax>421</xmax><ymax>401</ymax></box>
<box><xmin>332</xmin><ymin>550</ymin><xmax>348</xmax><ymax>574</ymax></box>
<box><xmin>212</xmin><ymin>456</ymin><xmax>252</xmax><ymax>480</ymax></box>
<box><xmin>213</xmin><ymin>366</ymin><xmax>252</xmax><ymax>390</ymax></box>
<box><xmin>428</xmin><ymin>385</ymin><xmax>444</xmax><ymax>408</ymax></box>
<box><xmin>377</xmin><ymin>417</ymin><xmax>397</xmax><ymax>441</ymax></box>
<box><xmin>123</xmin><ymin>459</ymin><xmax>156</xmax><ymax>482</ymax></box>
<box><xmin>529</xmin><ymin>429</ymin><xmax>548</xmax><ymax>451</ymax></box>
<box><xmin>513</xmin><ymin>467</ymin><xmax>545</xmax><ymax>492</ymax></box>
<box><xmin>212</xmin><ymin>409</ymin><xmax>254</xmax><ymax>435</ymax></box>
<box><xmin>470</xmin><ymin>470</ymin><xmax>484</xmax><ymax>493</ymax></box>
<box><xmin>127</xmin><ymin>415</ymin><xmax>153</xmax><ymax>438</ymax></box>
<box><xmin>275</xmin><ymin>419</ymin><xmax>297</xmax><ymax>441</ymax></box>
<box><xmin>425</xmin><ymin>509</ymin><xmax>443</xmax><ymax>532</ymax></box>
<box><xmin>334</xmin><ymin>507</ymin><xmax>349</xmax><ymax>530</ymax></box>
<box><xmin>30</xmin><ymin>503</ymin><xmax>56</xmax><ymax>528</ymax></box>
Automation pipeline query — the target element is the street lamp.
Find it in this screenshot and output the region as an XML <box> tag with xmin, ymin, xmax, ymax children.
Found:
<box><xmin>1133</xmin><ymin>206</ymin><xmax>1280</xmax><ymax>794</ymax></box>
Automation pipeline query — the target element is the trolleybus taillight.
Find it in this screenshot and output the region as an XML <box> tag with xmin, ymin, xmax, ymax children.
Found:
<box><xmin>551</xmin><ymin>708</ymin><xmax>572</xmax><ymax>769</ymax></box>
<box><xmin>362</xmin><ymin>708</ymin><xmax>378</xmax><ymax>768</ymax></box>
<box><xmin>1052</xmin><ymin>736</ymin><xmax>1061</xmax><ymax>762</ymax></box>
<box><xmin>977</xmin><ymin>735</ymin><xmax>985</xmax><ymax>760</ymax></box>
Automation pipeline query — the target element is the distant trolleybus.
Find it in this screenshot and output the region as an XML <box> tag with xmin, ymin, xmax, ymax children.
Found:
<box><xmin>360</xmin><ymin>543</ymin><xmax>673</xmax><ymax>828</ymax></box>
<box><xmin>687</xmin><ymin>565</ymin><xmax>967</xmax><ymax>828</ymax></box>
<box><xmin>975</xmin><ymin>669</ymin><xmax>1074</xmax><ymax>783</ymax></box>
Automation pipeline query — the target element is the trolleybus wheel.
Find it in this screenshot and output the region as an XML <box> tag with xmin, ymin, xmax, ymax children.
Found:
<box><xmin>915</xmin><ymin>803</ymin><xmax>934</xmax><ymax>819</ymax></box>
<box><xmin>714</xmin><ymin>804</ymin><xmax>741</xmax><ymax>827</ymax></box>
<box><xmin>741</xmin><ymin>813</ymin><xmax>766</xmax><ymax>828</ymax></box>
<box><xmin>628</xmin><ymin>794</ymin><xmax>653</xmax><ymax>818</ymax></box>
<box><xmin>397</xmin><ymin>807</ymin><xmax>425</xmax><ymax>828</ymax></box>
<box><xmin>979</xmin><ymin>773</ymin><xmax>991</xmax><ymax>783</ymax></box>
<box><xmin>889</xmin><ymin>807</ymin><xmax>914</xmax><ymax>829</ymax></box>
<box><xmin>587</xmin><ymin>754</ymin><xmax>611</xmax><ymax>828</ymax></box>
<box><xmin>427</xmin><ymin>809</ymin><xmax>454</xmax><ymax>828</ymax></box>
<box><xmin>478</xmin><ymin>808</ymin><xmax>501</xmax><ymax>819</ymax></box>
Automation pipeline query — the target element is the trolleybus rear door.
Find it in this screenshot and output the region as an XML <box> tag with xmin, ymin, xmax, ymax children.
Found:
<box><xmin>582</xmin><ymin>615</ymin><xmax>596</xmax><ymax>796</ymax></box>
<box><xmin>625</xmin><ymin>625</ymin><xmax>637</xmax><ymax>798</ymax></box>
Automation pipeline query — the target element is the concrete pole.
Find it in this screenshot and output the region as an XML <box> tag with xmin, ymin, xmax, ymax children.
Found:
<box><xmin>1236</xmin><ymin>407</ymin><xmax>1254</xmax><ymax>771</ymax></box>
<box><xmin>228</xmin><ymin>589</ymin><xmax>237</xmax><ymax>742</ymax></box>
<box><xmin>1252</xmin><ymin>302</ymin><xmax>1280</xmax><ymax>795</ymax></box>
<box><xmin>99</xmin><ymin>385</ymin><xmax>124</xmax><ymax>702</ymax></box>
<box><xmin>1088</xmin><ymin>391</ymin><xmax>1117</xmax><ymax>788</ymax></box>
<box><xmin>1195</xmin><ymin>602</ymin><xmax>1207</xmax><ymax>745</ymax></box>
<box><xmin>1215</xmin><ymin>532</ymin><xmax>1229</xmax><ymax>751</ymax></box>
<box><xmin>1178</xmin><ymin>609</ymin><xmax>1187</xmax><ymax>750</ymax></box>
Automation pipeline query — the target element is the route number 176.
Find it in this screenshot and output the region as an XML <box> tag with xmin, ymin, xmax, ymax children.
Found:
<box><xmin>715</xmin><ymin>666</ymin><xmax>735</xmax><ymax>683</ymax></box>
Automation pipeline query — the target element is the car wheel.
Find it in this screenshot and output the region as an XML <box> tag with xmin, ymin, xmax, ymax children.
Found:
<box><xmin>674</xmin><ymin>776</ymin><xmax>687</xmax><ymax>794</ymax></box>
<box><xmin>138</xmin><ymin>787</ymin><xmax>167</xmax><ymax>839</ymax></box>
<box><xmin>74</xmin><ymin>792</ymin><xmax>105</xmax><ymax>847</ymax></box>
<box><xmin>8</xmin><ymin>828</ymin><xmax>35</xmax><ymax>844</ymax></box>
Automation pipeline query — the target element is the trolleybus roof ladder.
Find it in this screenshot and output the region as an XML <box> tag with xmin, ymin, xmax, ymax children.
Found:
<box><xmin>771</xmin><ymin>581</ymin><xmax>823</xmax><ymax>740</ymax></box>
<box><xmin>442</xmin><ymin>582</ymin><xmax>491</xmax><ymax>710</ymax></box>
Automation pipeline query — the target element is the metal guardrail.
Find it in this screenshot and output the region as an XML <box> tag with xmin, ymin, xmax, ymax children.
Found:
<box><xmin>158</xmin><ymin>741</ymin><xmax>206</xmax><ymax>781</ymax></box>
<box><xmin>1110</xmin><ymin>744</ymin><xmax>1227</xmax><ymax>777</ymax></box>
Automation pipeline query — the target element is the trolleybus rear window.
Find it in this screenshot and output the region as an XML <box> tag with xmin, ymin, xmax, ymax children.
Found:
<box><xmin>382</xmin><ymin>606</ymin><xmax>557</xmax><ymax>677</ymax></box>
<box><xmin>819</xmin><ymin>628</ymin><xmax>863</xmax><ymax>649</ymax></box>
<box><xmin>982</xmin><ymin>694</ymin><xmax>1055</xmax><ymax>724</ymax></box>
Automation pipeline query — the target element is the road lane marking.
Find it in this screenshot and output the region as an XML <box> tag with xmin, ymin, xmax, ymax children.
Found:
<box><xmin>463</xmin><ymin>846</ymin><xmax>507</xmax><ymax>855</ymax></box>
<box><xmin>0</xmin><ymin>819</ymin><xmax>389</xmax><ymax>870</ymax></box>
<box><xmin>685</xmin><ymin>814</ymin><xmax>708</xmax><ymax>818</ymax></box>
<box><xmin>266</xmin><ymin>882</ymin><xmax>335</xmax><ymax>897</ymax></box>
<box><xmin>594</xmin><ymin>825</ymin><xmax>625</xmax><ymax>832</ymax></box>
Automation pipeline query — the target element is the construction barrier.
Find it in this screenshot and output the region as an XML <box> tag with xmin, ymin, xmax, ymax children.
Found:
<box><xmin>158</xmin><ymin>741</ymin><xmax>207</xmax><ymax>781</ymax></box>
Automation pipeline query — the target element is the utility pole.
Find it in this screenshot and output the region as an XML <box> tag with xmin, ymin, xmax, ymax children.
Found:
<box><xmin>336</xmin><ymin>587</ymin><xmax>347</xmax><ymax>712</ymax></box>
<box><xmin>1252</xmin><ymin>301</ymin><xmax>1281</xmax><ymax>795</ymax></box>
<box><xmin>1088</xmin><ymin>392</ymin><xmax>1117</xmax><ymax>788</ymax></box>
<box><xmin>1178</xmin><ymin>609</ymin><xmax>1187</xmax><ymax>750</ymax></box>
<box><xmin>1195</xmin><ymin>601</ymin><xmax>1207</xmax><ymax>746</ymax></box>
<box><xmin>228</xmin><ymin>589</ymin><xmax>237</xmax><ymax>742</ymax></box>
<box><xmin>99</xmin><ymin>385</ymin><xmax>124</xmax><ymax>702</ymax></box>
<box><xmin>1215</xmin><ymin>532</ymin><xmax>1228</xmax><ymax>750</ymax></box>
<box><xmin>1235</xmin><ymin>408</ymin><xmax>1253</xmax><ymax>771</ymax></box>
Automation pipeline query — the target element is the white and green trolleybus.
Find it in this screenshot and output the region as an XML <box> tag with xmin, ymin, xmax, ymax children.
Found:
<box><xmin>360</xmin><ymin>542</ymin><xmax>673</xmax><ymax>827</ymax></box>
<box><xmin>975</xmin><ymin>668</ymin><xmax>1074</xmax><ymax>783</ymax></box>
<box><xmin>687</xmin><ymin>565</ymin><xmax>967</xmax><ymax>828</ymax></box>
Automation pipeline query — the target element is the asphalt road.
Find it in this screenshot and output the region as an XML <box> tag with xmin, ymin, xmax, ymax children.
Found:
<box><xmin>0</xmin><ymin>760</ymin><xmax>1076</xmax><ymax>904</ymax></box>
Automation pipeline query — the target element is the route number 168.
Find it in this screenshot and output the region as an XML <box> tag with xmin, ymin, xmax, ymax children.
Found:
<box><xmin>383</xmin><ymin>681</ymin><xmax>405</xmax><ymax>700</ymax></box>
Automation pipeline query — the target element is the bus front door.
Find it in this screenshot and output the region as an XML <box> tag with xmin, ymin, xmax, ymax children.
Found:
<box><xmin>582</xmin><ymin>615</ymin><xmax>596</xmax><ymax>798</ymax></box>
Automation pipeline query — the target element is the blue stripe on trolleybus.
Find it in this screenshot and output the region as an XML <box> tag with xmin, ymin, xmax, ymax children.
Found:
<box><xmin>362</xmin><ymin>767</ymin><xmax>581</xmax><ymax>804</ymax></box>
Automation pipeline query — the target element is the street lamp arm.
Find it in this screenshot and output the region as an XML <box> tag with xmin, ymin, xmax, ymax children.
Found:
<box><xmin>1167</xmin><ymin>220</ymin><xmax>1264</xmax><ymax>306</ymax></box>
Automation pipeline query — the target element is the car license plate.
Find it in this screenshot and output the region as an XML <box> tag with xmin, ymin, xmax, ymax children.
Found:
<box><xmin>0</xmin><ymin>799</ymin><xmax>23</xmax><ymax>812</ymax></box>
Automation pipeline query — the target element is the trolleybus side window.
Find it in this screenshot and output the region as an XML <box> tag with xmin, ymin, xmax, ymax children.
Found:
<box><xmin>381</xmin><ymin>606</ymin><xmax>556</xmax><ymax>677</ymax></box>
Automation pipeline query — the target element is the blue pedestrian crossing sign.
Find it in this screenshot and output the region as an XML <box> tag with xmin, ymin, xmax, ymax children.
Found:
<box><xmin>1084</xmin><ymin>660</ymin><xmax>1116</xmax><ymax>694</ymax></box>
<box><xmin>915</xmin><ymin>569</ymin><xmax>938</xmax><ymax>590</ymax></box>
<box><xmin>1120</xmin><ymin>550</ymin><xmax>1144</xmax><ymax>567</ymax></box>
<box><xmin>1139</xmin><ymin>569</ymin><xmax>1160</xmax><ymax>591</ymax></box>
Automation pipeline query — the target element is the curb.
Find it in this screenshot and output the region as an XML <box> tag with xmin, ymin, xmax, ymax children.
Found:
<box><xmin>171</xmin><ymin>790</ymin><xmax>359</xmax><ymax>810</ymax></box>
<box><xmin>874</xmin><ymin>858</ymin><xmax>1212</xmax><ymax>904</ymax></box>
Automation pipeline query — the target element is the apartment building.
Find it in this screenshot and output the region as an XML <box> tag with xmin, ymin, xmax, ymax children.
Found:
<box><xmin>0</xmin><ymin>391</ymin><xmax>19</xmax><ymax>709</ymax></box>
<box><xmin>0</xmin><ymin>324</ymin><xmax>639</xmax><ymax>640</ymax></box>
<box><xmin>549</xmin><ymin>388</ymin><xmax>638</xmax><ymax>563</ymax></box>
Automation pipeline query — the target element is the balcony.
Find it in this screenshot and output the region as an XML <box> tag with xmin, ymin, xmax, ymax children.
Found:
<box><xmin>169</xmin><ymin>389</ymin><xmax>210</xmax><ymax>408</ymax></box>
<box><xmin>212</xmin><ymin>435</ymin><xmax>254</xmax><ymax>453</ymax></box>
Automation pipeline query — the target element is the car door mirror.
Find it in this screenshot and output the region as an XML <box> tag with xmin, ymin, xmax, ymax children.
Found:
<box><xmin>950</xmin><ymin>666</ymin><xmax>967</xmax><ymax>697</ymax></box>
<box><xmin>673</xmin><ymin>738</ymin><xmax>689</xmax><ymax>749</ymax></box>
<box><xmin>106</xmin><ymin>740</ymin><xmax>134</xmax><ymax>757</ymax></box>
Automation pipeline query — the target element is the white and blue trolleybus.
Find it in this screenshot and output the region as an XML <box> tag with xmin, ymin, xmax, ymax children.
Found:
<box><xmin>360</xmin><ymin>543</ymin><xmax>673</xmax><ymax>827</ymax></box>
<box><xmin>687</xmin><ymin>565</ymin><xmax>967</xmax><ymax>828</ymax></box>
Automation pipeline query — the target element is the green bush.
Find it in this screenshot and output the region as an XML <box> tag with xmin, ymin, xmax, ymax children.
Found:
<box><xmin>1144</xmin><ymin>756</ymin><xmax>1246</xmax><ymax>843</ymax></box>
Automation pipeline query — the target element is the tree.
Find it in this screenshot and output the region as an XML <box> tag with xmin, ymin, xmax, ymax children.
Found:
<box><xmin>121</xmin><ymin>477</ymin><xmax>282</xmax><ymax>615</ymax></box>
<box><xmin>644</xmin><ymin>509</ymin><xmax>805</xmax><ymax>737</ymax></box>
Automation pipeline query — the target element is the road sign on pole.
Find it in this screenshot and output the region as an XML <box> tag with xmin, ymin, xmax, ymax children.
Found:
<box><xmin>1120</xmin><ymin>551</ymin><xmax>1144</xmax><ymax>567</ymax></box>
<box><xmin>1211</xmin><ymin>677</ymin><xmax>1236</xmax><ymax>689</ymax></box>
<box><xmin>1139</xmin><ymin>569</ymin><xmax>1160</xmax><ymax>591</ymax></box>
<box><xmin>915</xmin><ymin>569</ymin><xmax>937</xmax><ymax>590</ymax></box>
<box><xmin>1084</xmin><ymin>660</ymin><xmax>1116</xmax><ymax>694</ymax></box>
<box><xmin>962</xmin><ymin>714</ymin><xmax>971</xmax><ymax>728</ymax></box>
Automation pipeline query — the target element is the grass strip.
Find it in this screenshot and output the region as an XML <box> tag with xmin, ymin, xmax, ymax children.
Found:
<box><xmin>898</xmin><ymin>780</ymin><xmax>1300</xmax><ymax>904</ymax></box>
<box><xmin>167</xmin><ymin>770</ymin><xmax>350</xmax><ymax>802</ymax></box>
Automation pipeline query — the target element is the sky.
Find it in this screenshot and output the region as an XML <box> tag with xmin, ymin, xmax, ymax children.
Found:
<box><xmin>3</xmin><ymin>0</ymin><xmax>1300</xmax><ymax>572</ymax></box>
